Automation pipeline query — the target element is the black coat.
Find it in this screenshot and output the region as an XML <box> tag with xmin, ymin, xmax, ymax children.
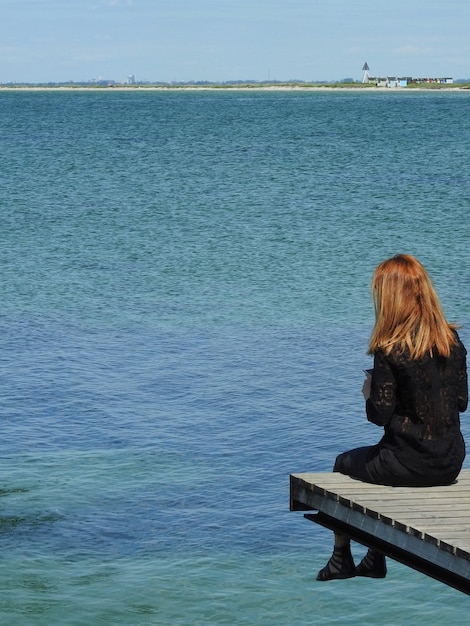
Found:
<box><xmin>366</xmin><ymin>333</ymin><xmax>468</xmax><ymax>483</ymax></box>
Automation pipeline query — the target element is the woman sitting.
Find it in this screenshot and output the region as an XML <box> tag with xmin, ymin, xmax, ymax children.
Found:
<box><xmin>317</xmin><ymin>254</ymin><xmax>468</xmax><ymax>581</ymax></box>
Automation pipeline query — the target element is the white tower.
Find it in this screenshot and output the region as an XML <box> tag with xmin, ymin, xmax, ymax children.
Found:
<box><xmin>362</xmin><ymin>62</ymin><xmax>370</xmax><ymax>84</ymax></box>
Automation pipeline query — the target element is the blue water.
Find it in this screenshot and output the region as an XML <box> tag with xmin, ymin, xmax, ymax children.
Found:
<box><xmin>1</xmin><ymin>89</ymin><xmax>470</xmax><ymax>624</ymax></box>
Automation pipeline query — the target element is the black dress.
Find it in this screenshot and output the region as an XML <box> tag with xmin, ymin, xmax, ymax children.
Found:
<box><xmin>334</xmin><ymin>333</ymin><xmax>468</xmax><ymax>487</ymax></box>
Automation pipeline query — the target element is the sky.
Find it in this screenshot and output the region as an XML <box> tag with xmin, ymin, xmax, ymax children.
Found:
<box><xmin>2</xmin><ymin>0</ymin><xmax>470</xmax><ymax>84</ymax></box>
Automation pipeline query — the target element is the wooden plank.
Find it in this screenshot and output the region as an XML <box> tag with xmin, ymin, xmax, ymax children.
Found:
<box><xmin>290</xmin><ymin>469</ymin><xmax>470</xmax><ymax>594</ymax></box>
<box><xmin>291</xmin><ymin>472</ymin><xmax>470</xmax><ymax>550</ymax></box>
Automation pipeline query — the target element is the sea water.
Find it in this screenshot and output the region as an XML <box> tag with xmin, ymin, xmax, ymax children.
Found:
<box><xmin>0</xmin><ymin>88</ymin><xmax>469</xmax><ymax>625</ymax></box>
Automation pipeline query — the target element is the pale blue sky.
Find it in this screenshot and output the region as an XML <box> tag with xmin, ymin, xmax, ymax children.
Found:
<box><xmin>2</xmin><ymin>0</ymin><xmax>470</xmax><ymax>83</ymax></box>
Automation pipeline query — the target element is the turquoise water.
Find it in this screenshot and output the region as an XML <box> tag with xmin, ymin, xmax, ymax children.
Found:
<box><xmin>1</xmin><ymin>89</ymin><xmax>470</xmax><ymax>624</ymax></box>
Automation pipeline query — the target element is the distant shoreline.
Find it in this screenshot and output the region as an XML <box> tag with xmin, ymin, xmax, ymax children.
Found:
<box><xmin>1</xmin><ymin>84</ymin><xmax>469</xmax><ymax>93</ymax></box>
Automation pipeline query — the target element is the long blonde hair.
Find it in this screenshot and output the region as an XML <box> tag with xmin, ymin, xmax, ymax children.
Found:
<box><xmin>368</xmin><ymin>254</ymin><xmax>458</xmax><ymax>359</ymax></box>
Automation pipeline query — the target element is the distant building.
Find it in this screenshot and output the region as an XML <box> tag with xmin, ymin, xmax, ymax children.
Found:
<box><xmin>411</xmin><ymin>77</ymin><xmax>453</xmax><ymax>85</ymax></box>
<box><xmin>372</xmin><ymin>77</ymin><xmax>411</xmax><ymax>88</ymax></box>
<box><xmin>366</xmin><ymin>75</ymin><xmax>453</xmax><ymax>88</ymax></box>
<box><xmin>128</xmin><ymin>74</ymin><xmax>136</xmax><ymax>85</ymax></box>
<box><xmin>362</xmin><ymin>62</ymin><xmax>370</xmax><ymax>84</ymax></box>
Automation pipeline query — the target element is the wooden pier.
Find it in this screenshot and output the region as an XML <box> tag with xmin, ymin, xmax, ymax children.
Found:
<box><xmin>290</xmin><ymin>470</ymin><xmax>470</xmax><ymax>594</ymax></box>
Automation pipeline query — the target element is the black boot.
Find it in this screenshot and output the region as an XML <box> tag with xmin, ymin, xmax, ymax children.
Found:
<box><xmin>316</xmin><ymin>544</ymin><xmax>356</xmax><ymax>581</ymax></box>
<box><xmin>355</xmin><ymin>549</ymin><xmax>387</xmax><ymax>578</ymax></box>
